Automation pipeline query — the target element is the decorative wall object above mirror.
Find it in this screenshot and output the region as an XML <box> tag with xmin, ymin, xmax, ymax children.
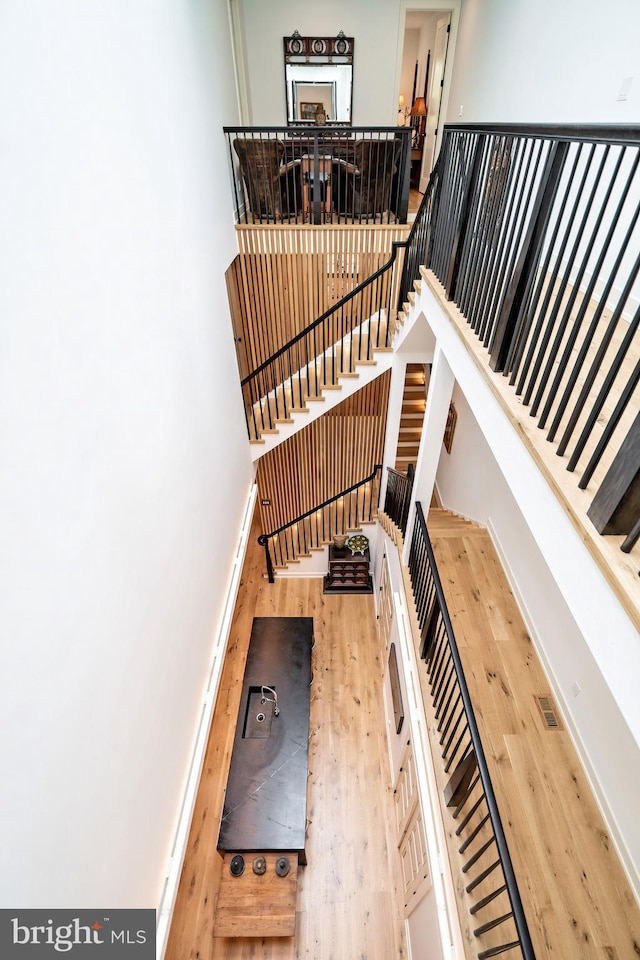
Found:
<box><xmin>284</xmin><ymin>31</ymin><xmax>354</xmax><ymax>125</ymax></box>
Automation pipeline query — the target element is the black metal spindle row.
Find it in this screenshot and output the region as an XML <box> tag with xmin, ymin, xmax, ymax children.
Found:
<box><xmin>258</xmin><ymin>464</ymin><xmax>383</xmax><ymax>582</ymax></box>
<box><xmin>223</xmin><ymin>126</ymin><xmax>412</xmax><ymax>226</ymax></box>
<box><xmin>408</xmin><ymin>502</ymin><xmax>536</xmax><ymax>960</ymax></box>
<box><xmin>383</xmin><ymin>465</ymin><xmax>415</xmax><ymax>535</ymax></box>
<box><xmin>240</xmin><ymin>242</ymin><xmax>406</xmax><ymax>440</ymax></box>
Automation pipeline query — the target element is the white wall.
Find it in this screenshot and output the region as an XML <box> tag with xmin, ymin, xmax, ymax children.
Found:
<box><xmin>0</xmin><ymin>0</ymin><xmax>253</xmax><ymax>909</ymax></box>
<box><xmin>448</xmin><ymin>0</ymin><xmax>640</xmax><ymax>123</ymax></box>
<box><xmin>435</xmin><ymin>382</ymin><xmax>640</xmax><ymax>889</ymax></box>
<box><xmin>238</xmin><ymin>0</ymin><xmax>405</xmax><ymax>125</ymax></box>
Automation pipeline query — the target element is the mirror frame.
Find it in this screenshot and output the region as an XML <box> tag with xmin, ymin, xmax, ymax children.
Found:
<box><xmin>283</xmin><ymin>32</ymin><xmax>354</xmax><ymax>126</ymax></box>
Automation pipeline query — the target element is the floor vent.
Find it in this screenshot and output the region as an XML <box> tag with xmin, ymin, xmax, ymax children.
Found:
<box><xmin>536</xmin><ymin>695</ymin><xmax>562</xmax><ymax>730</ymax></box>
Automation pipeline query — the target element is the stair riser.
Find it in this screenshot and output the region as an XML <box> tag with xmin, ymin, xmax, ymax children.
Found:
<box><xmin>249</xmin><ymin>316</ymin><xmax>391</xmax><ymax>442</ymax></box>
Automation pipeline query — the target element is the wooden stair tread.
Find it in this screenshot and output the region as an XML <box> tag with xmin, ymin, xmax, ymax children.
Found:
<box><xmin>427</xmin><ymin>506</ymin><xmax>485</xmax><ymax>534</ymax></box>
<box><xmin>395</xmin><ymin>361</ymin><xmax>427</xmax><ymax>471</ymax></box>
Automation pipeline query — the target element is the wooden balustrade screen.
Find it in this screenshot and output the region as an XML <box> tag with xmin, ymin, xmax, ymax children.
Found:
<box><xmin>226</xmin><ymin>225</ymin><xmax>409</xmax><ymax>378</ymax></box>
<box><xmin>256</xmin><ymin>372</ymin><xmax>391</xmax><ymax>537</ymax></box>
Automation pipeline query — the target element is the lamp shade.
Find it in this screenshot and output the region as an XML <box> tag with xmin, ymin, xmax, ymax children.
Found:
<box><xmin>410</xmin><ymin>96</ymin><xmax>427</xmax><ymax>117</ymax></box>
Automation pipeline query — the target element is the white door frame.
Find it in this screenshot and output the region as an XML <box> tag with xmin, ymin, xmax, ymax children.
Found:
<box><xmin>228</xmin><ymin>0</ymin><xmax>252</xmax><ymax>124</ymax></box>
<box><xmin>421</xmin><ymin>13</ymin><xmax>451</xmax><ymax>186</ymax></box>
<box><xmin>394</xmin><ymin>0</ymin><xmax>461</xmax><ymax>178</ymax></box>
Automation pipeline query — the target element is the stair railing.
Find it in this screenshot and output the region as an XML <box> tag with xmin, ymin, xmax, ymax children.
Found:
<box><xmin>407</xmin><ymin>501</ymin><xmax>536</xmax><ymax>960</ymax></box>
<box><xmin>258</xmin><ymin>464</ymin><xmax>383</xmax><ymax>582</ymax></box>
<box><xmin>383</xmin><ymin>464</ymin><xmax>415</xmax><ymax>535</ymax></box>
<box><xmin>240</xmin><ymin>164</ymin><xmax>441</xmax><ymax>443</ymax></box>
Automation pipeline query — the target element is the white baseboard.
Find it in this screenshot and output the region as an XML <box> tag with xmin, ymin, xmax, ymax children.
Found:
<box><xmin>275</xmin><ymin>567</ymin><xmax>325</xmax><ymax>578</ymax></box>
<box><xmin>155</xmin><ymin>484</ymin><xmax>257</xmax><ymax>959</ymax></box>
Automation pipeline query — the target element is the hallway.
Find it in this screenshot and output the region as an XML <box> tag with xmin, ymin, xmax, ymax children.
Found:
<box><xmin>421</xmin><ymin>507</ymin><xmax>640</xmax><ymax>958</ymax></box>
<box><xmin>165</xmin><ymin>512</ymin><xmax>407</xmax><ymax>959</ymax></box>
<box><xmin>166</xmin><ymin>505</ymin><xmax>640</xmax><ymax>959</ymax></box>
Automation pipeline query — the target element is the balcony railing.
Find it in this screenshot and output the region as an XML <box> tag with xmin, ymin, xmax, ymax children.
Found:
<box><xmin>384</xmin><ymin>464</ymin><xmax>415</xmax><ymax>535</ymax></box>
<box><xmin>408</xmin><ymin>501</ymin><xmax>536</xmax><ymax>960</ymax></box>
<box><xmin>423</xmin><ymin>123</ymin><xmax>640</xmax><ymax>559</ymax></box>
<box><xmin>223</xmin><ymin>126</ymin><xmax>413</xmax><ymax>225</ymax></box>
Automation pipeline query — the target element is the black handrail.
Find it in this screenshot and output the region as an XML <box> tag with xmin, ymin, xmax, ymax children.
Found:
<box><xmin>409</xmin><ymin>502</ymin><xmax>536</xmax><ymax>959</ymax></box>
<box><xmin>240</xmin><ymin>241</ymin><xmax>406</xmax><ymax>385</ymax></box>
<box><xmin>258</xmin><ymin>464</ymin><xmax>383</xmax><ymax>582</ymax></box>
<box><xmin>444</xmin><ymin>122</ymin><xmax>640</xmax><ymax>145</ymax></box>
<box><xmin>239</xmin><ymin>248</ymin><xmax>403</xmax><ymax>439</ymax></box>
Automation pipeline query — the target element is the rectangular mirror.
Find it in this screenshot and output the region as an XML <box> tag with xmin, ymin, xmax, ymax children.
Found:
<box><xmin>284</xmin><ymin>33</ymin><xmax>354</xmax><ymax>125</ymax></box>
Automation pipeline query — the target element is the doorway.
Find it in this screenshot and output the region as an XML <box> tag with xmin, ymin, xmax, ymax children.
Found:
<box><xmin>397</xmin><ymin>4</ymin><xmax>456</xmax><ymax>193</ymax></box>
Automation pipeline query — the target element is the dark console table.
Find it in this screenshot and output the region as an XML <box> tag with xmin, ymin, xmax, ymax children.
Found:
<box><xmin>217</xmin><ymin>617</ymin><xmax>313</xmax><ymax>862</ymax></box>
<box><xmin>324</xmin><ymin>545</ymin><xmax>373</xmax><ymax>594</ymax></box>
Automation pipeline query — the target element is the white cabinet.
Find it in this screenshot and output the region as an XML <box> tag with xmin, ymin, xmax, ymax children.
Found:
<box><xmin>395</xmin><ymin>740</ymin><xmax>431</xmax><ymax>912</ymax></box>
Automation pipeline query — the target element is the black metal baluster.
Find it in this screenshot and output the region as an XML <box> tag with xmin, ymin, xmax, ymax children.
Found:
<box><xmin>487</xmin><ymin>137</ymin><xmax>546</xmax><ymax>353</ymax></box>
<box><xmin>530</xmin><ymin>143</ymin><xmax>613</xmax><ymax>419</ymax></box>
<box><xmin>578</xmin><ymin>356</ymin><xmax>640</xmax><ymax>489</ymax></box>
<box><xmin>545</xmin><ymin>148</ymin><xmax>639</xmax><ymax>440</ymax></box>
<box><xmin>566</xmin><ymin>298</ymin><xmax>640</xmax><ymax>471</ymax></box>
<box><xmin>511</xmin><ymin>141</ymin><xmax>583</xmax><ymax>388</ymax></box>
<box><xmin>489</xmin><ymin>138</ymin><xmax>569</xmax><ymax>374</ymax></box>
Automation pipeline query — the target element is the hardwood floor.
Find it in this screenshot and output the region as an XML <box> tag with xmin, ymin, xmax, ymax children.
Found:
<box><xmin>422</xmin><ymin>509</ymin><xmax>640</xmax><ymax>960</ymax></box>
<box><xmin>165</xmin><ymin>511</ymin><xmax>407</xmax><ymax>960</ymax></box>
<box><xmin>167</xmin><ymin>505</ymin><xmax>640</xmax><ymax>959</ymax></box>
<box><xmin>408</xmin><ymin>189</ymin><xmax>423</xmax><ymax>216</ymax></box>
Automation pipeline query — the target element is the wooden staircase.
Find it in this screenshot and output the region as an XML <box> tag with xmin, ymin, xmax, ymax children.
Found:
<box><xmin>379</xmin><ymin>503</ymin><xmax>484</xmax><ymax>553</ymax></box>
<box><xmin>395</xmin><ymin>363</ymin><xmax>428</xmax><ymax>472</ymax></box>
<box><xmin>425</xmin><ymin>505</ymin><xmax>486</xmax><ymax>537</ymax></box>
<box><xmin>247</xmin><ymin>311</ymin><xmax>402</xmax><ymax>460</ymax></box>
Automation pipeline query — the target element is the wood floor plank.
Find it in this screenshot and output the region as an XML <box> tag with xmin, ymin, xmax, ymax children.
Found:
<box><xmin>167</xmin><ymin>505</ymin><xmax>639</xmax><ymax>959</ymax></box>
<box><xmin>165</xmin><ymin>512</ymin><xmax>407</xmax><ymax>959</ymax></box>
<box><xmin>427</xmin><ymin>524</ymin><xmax>640</xmax><ymax>960</ymax></box>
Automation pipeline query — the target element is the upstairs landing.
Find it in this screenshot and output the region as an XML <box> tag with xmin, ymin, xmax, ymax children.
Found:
<box><xmin>419</xmin><ymin>507</ymin><xmax>640</xmax><ymax>959</ymax></box>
